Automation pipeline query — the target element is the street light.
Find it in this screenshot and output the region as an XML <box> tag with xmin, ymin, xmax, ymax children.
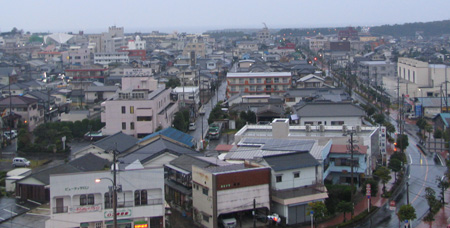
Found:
<box><xmin>95</xmin><ymin>177</ymin><xmax>117</xmax><ymax>228</ymax></box>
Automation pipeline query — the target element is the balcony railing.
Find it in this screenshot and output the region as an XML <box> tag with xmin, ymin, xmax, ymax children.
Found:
<box><xmin>53</xmin><ymin>206</ymin><xmax>68</xmax><ymax>214</ymax></box>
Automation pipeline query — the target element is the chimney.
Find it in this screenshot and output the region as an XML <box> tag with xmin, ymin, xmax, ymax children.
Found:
<box><xmin>272</xmin><ymin>118</ymin><xmax>289</xmax><ymax>139</ymax></box>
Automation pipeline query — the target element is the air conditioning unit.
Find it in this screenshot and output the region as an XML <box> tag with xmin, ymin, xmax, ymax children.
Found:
<box><xmin>305</xmin><ymin>124</ymin><xmax>311</xmax><ymax>132</ymax></box>
<box><xmin>319</xmin><ymin>124</ymin><xmax>325</xmax><ymax>132</ymax></box>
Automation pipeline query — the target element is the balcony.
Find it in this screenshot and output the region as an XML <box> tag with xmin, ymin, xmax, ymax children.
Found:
<box><xmin>53</xmin><ymin>206</ymin><xmax>68</xmax><ymax>214</ymax></box>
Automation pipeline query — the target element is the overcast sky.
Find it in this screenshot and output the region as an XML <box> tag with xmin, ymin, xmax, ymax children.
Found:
<box><xmin>1</xmin><ymin>0</ymin><xmax>449</xmax><ymax>34</ymax></box>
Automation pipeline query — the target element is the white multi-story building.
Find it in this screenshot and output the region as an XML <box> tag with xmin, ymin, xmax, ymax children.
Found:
<box><xmin>127</xmin><ymin>35</ymin><xmax>146</xmax><ymax>50</ymax></box>
<box><xmin>94</xmin><ymin>52</ymin><xmax>129</xmax><ymax>65</ymax></box>
<box><xmin>101</xmin><ymin>76</ymin><xmax>178</xmax><ymax>138</ymax></box>
<box><xmin>62</xmin><ymin>46</ymin><xmax>91</xmax><ymax>66</ymax></box>
<box><xmin>46</xmin><ymin>168</ymin><xmax>165</xmax><ymax>228</ymax></box>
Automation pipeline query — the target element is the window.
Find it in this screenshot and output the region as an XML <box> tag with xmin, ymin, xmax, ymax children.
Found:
<box><xmin>80</xmin><ymin>195</ymin><xmax>86</xmax><ymax>205</ymax></box>
<box><xmin>293</xmin><ymin>172</ymin><xmax>300</xmax><ymax>178</ymax></box>
<box><xmin>130</xmin><ymin>106</ymin><xmax>134</xmax><ymax>114</ymax></box>
<box><xmin>256</xmin><ymin>78</ymin><xmax>262</xmax><ymax>83</ymax></box>
<box><xmin>135</xmin><ymin>190</ymin><xmax>148</xmax><ymax>206</ymax></box>
<box><xmin>137</xmin><ymin>116</ymin><xmax>152</xmax><ymax>121</ymax></box>
<box><xmin>203</xmin><ymin>214</ymin><xmax>210</xmax><ymax>222</ymax></box>
<box><xmin>202</xmin><ymin>187</ymin><xmax>209</xmax><ymax>195</ymax></box>
<box><xmin>121</xmin><ymin>106</ymin><xmax>126</xmax><ymax>114</ymax></box>
<box><xmin>122</xmin><ymin>122</ymin><xmax>126</xmax><ymax>130</ymax></box>
<box><xmin>95</xmin><ymin>222</ymin><xmax>102</xmax><ymax>228</ymax></box>
<box><xmin>130</xmin><ymin>122</ymin><xmax>135</xmax><ymax>130</ymax></box>
<box><xmin>276</xmin><ymin>175</ymin><xmax>282</xmax><ymax>183</ymax></box>
<box><xmin>331</xmin><ymin>121</ymin><xmax>345</xmax><ymax>126</ymax></box>
<box><xmin>104</xmin><ymin>193</ymin><xmax>112</xmax><ymax>209</ymax></box>
<box><xmin>88</xmin><ymin>194</ymin><xmax>94</xmax><ymax>205</ymax></box>
<box><xmin>274</xmin><ymin>78</ymin><xmax>279</xmax><ymax>83</ymax></box>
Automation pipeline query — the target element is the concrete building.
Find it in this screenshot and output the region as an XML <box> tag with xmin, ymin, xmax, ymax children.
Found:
<box><xmin>192</xmin><ymin>164</ymin><xmax>270</xmax><ymax>228</ymax></box>
<box><xmin>388</xmin><ymin>57</ymin><xmax>450</xmax><ymax>99</ymax></box>
<box><xmin>294</xmin><ymin>102</ymin><xmax>366</xmax><ymax>127</ymax></box>
<box><xmin>89</xmin><ymin>26</ymin><xmax>126</xmax><ymax>53</ymax></box>
<box><xmin>183</xmin><ymin>37</ymin><xmax>206</xmax><ymax>58</ymax></box>
<box><xmin>307</xmin><ymin>34</ymin><xmax>328</xmax><ymax>52</ymax></box>
<box><xmin>0</xmin><ymin>96</ymin><xmax>40</xmax><ymax>131</ymax></box>
<box><xmin>357</xmin><ymin>60</ymin><xmax>396</xmax><ymax>86</ymax></box>
<box><xmin>94</xmin><ymin>52</ymin><xmax>129</xmax><ymax>65</ymax></box>
<box><xmin>46</xmin><ymin>168</ymin><xmax>165</xmax><ymax>228</ymax></box>
<box><xmin>127</xmin><ymin>35</ymin><xmax>146</xmax><ymax>50</ymax></box>
<box><xmin>101</xmin><ymin>76</ymin><xmax>178</xmax><ymax>138</ymax></box>
<box><xmin>226</xmin><ymin>72</ymin><xmax>292</xmax><ymax>98</ymax></box>
<box><xmin>62</xmin><ymin>46</ymin><xmax>91</xmax><ymax>66</ymax></box>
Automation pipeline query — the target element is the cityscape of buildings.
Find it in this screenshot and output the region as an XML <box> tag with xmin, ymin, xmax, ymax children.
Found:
<box><xmin>0</xmin><ymin>19</ymin><xmax>450</xmax><ymax>228</ymax></box>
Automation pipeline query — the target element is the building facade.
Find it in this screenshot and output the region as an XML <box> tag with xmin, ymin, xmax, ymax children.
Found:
<box><xmin>226</xmin><ymin>72</ymin><xmax>292</xmax><ymax>98</ymax></box>
<box><xmin>46</xmin><ymin>168</ymin><xmax>165</xmax><ymax>228</ymax></box>
<box><xmin>94</xmin><ymin>52</ymin><xmax>129</xmax><ymax>65</ymax></box>
<box><xmin>192</xmin><ymin>164</ymin><xmax>270</xmax><ymax>228</ymax></box>
<box><xmin>101</xmin><ymin>76</ymin><xmax>178</xmax><ymax>138</ymax></box>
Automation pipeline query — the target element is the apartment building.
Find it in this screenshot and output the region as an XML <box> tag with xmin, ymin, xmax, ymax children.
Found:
<box><xmin>45</xmin><ymin>168</ymin><xmax>164</xmax><ymax>228</ymax></box>
<box><xmin>61</xmin><ymin>46</ymin><xmax>91</xmax><ymax>66</ymax></box>
<box><xmin>357</xmin><ymin>60</ymin><xmax>396</xmax><ymax>86</ymax></box>
<box><xmin>101</xmin><ymin>76</ymin><xmax>178</xmax><ymax>138</ymax></box>
<box><xmin>226</xmin><ymin>72</ymin><xmax>292</xmax><ymax>98</ymax></box>
<box><xmin>94</xmin><ymin>52</ymin><xmax>129</xmax><ymax>65</ymax></box>
<box><xmin>183</xmin><ymin>37</ymin><xmax>206</xmax><ymax>58</ymax></box>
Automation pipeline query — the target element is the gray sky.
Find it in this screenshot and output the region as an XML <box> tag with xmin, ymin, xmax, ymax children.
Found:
<box><xmin>1</xmin><ymin>0</ymin><xmax>449</xmax><ymax>34</ymax></box>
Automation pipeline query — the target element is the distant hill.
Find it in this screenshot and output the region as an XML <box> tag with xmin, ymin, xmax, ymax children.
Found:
<box><xmin>369</xmin><ymin>20</ymin><xmax>450</xmax><ymax>37</ymax></box>
<box><xmin>276</xmin><ymin>20</ymin><xmax>450</xmax><ymax>38</ymax></box>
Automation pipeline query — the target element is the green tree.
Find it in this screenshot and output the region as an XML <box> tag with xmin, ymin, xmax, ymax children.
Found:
<box><xmin>173</xmin><ymin>112</ymin><xmax>187</xmax><ymax>132</ymax></box>
<box><xmin>307</xmin><ymin>201</ymin><xmax>327</xmax><ymax>224</ymax></box>
<box><xmin>436</xmin><ymin>176</ymin><xmax>450</xmax><ymax>204</ymax></box>
<box><xmin>374</xmin><ymin>166</ymin><xmax>391</xmax><ymax>195</ymax></box>
<box><xmin>165</xmin><ymin>78</ymin><xmax>181</xmax><ymax>89</ymax></box>
<box><xmin>434</xmin><ymin>129</ymin><xmax>443</xmax><ymax>139</ymax></box>
<box><xmin>373</xmin><ymin>113</ymin><xmax>385</xmax><ymax>124</ymax></box>
<box><xmin>388</xmin><ymin>158</ymin><xmax>402</xmax><ymax>182</ymax></box>
<box><xmin>383</xmin><ymin>121</ymin><xmax>396</xmax><ymax>135</ymax></box>
<box><xmin>336</xmin><ymin>201</ymin><xmax>353</xmax><ymax>222</ymax></box>
<box><xmin>397</xmin><ymin>204</ymin><xmax>417</xmax><ymax>223</ymax></box>
<box><xmin>396</xmin><ymin>134</ymin><xmax>409</xmax><ymax>153</ymax></box>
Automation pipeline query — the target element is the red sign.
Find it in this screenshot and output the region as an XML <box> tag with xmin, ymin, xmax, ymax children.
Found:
<box><xmin>390</xmin><ymin>201</ymin><xmax>396</xmax><ymax>207</ymax></box>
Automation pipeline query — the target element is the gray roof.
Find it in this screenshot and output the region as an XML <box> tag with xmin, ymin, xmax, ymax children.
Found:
<box><xmin>119</xmin><ymin>138</ymin><xmax>198</xmax><ymax>169</ymax></box>
<box><xmin>19</xmin><ymin>153</ymin><xmax>110</xmax><ymax>185</ymax></box>
<box><xmin>169</xmin><ymin>154</ymin><xmax>216</xmax><ymax>172</ymax></box>
<box><xmin>264</xmin><ymin>152</ymin><xmax>319</xmax><ymax>172</ymax></box>
<box><xmin>284</xmin><ymin>88</ymin><xmax>346</xmax><ymax>98</ymax></box>
<box><xmin>295</xmin><ymin>102</ymin><xmax>365</xmax><ymax>117</ymax></box>
<box><xmin>203</xmin><ymin>164</ymin><xmax>246</xmax><ymax>174</ymax></box>
<box><xmin>240</xmin><ymin>138</ymin><xmax>315</xmax><ymax>151</ymax></box>
<box><xmin>418</xmin><ymin>97</ymin><xmax>450</xmax><ymax>108</ymax></box>
<box><xmin>85</xmin><ymin>86</ymin><xmax>119</xmax><ymax>92</ymax></box>
<box><xmin>25</xmin><ymin>90</ymin><xmax>56</xmax><ymax>102</ymax></box>
<box><xmin>93</xmin><ymin>132</ymin><xmax>138</xmax><ymax>154</ymax></box>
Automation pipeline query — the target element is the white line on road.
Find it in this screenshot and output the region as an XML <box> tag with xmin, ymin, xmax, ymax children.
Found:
<box><xmin>0</xmin><ymin>216</ymin><xmax>4</xmax><ymax>220</ymax></box>
<box><xmin>437</xmin><ymin>154</ymin><xmax>444</xmax><ymax>166</ymax></box>
<box><xmin>15</xmin><ymin>204</ymin><xmax>30</xmax><ymax>210</ymax></box>
<box><xmin>3</xmin><ymin>208</ymin><xmax>17</xmax><ymax>215</ymax></box>
<box><xmin>27</xmin><ymin>199</ymin><xmax>41</xmax><ymax>205</ymax></box>
<box><xmin>409</xmin><ymin>154</ymin><xmax>413</xmax><ymax>165</ymax></box>
<box><xmin>26</xmin><ymin>212</ymin><xmax>50</xmax><ymax>217</ymax></box>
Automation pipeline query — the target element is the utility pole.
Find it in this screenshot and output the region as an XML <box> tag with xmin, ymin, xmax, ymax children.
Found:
<box><xmin>346</xmin><ymin>129</ymin><xmax>357</xmax><ymax>218</ymax></box>
<box><xmin>113</xmin><ymin>145</ymin><xmax>118</xmax><ymax>228</ymax></box>
<box><xmin>253</xmin><ymin>198</ymin><xmax>256</xmax><ymax>228</ymax></box>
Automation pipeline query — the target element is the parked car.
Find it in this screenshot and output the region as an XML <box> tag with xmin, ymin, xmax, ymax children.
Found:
<box><xmin>189</xmin><ymin>122</ymin><xmax>196</xmax><ymax>131</ymax></box>
<box><xmin>3</xmin><ymin>130</ymin><xmax>17</xmax><ymax>140</ymax></box>
<box><xmin>12</xmin><ymin>157</ymin><xmax>30</xmax><ymax>167</ymax></box>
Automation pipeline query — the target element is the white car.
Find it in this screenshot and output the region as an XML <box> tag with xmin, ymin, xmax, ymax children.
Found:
<box><xmin>12</xmin><ymin>157</ymin><xmax>30</xmax><ymax>167</ymax></box>
<box><xmin>3</xmin><ymin>130</ymin><xmax>17</xmax><ymax>140</ymax></box>
<box><xmin>189</xmin><ymin>123</ymin><xmax>196</xmax><ymax>131</ymax></box>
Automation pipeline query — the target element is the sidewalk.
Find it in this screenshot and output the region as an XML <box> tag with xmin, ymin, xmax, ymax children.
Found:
<box><xmin>416</xmin><ymin>189</ymin><xmax>450</xmax><ymax>228</ymax></box>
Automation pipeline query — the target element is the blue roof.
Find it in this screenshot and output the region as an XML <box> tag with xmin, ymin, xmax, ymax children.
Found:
<box><xmin>138</xmin><ymin>127</ymin><xmax>194</xmax><ymax>147</ymax></box>
<box><xmin>436</xmin><ymin>113</ymin><xmax>450</xmax><ymax>127</ymax></box>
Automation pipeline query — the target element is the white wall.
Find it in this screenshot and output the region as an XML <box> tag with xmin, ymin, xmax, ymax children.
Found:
<box><xmin>271</xmin><ymin>166</ymin><xmax>316</xmax><ymax>191</ymax></box>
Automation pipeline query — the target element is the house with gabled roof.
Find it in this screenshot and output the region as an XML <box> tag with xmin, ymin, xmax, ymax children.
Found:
<box><xmin>118</xmin><ymin>136</ymin><xmax>199</xmax><ymax>170</ymax></box>
<box><xmin>15</xmin><ymin>153</ymin><xmax>110</xmax><ymax>202</ymax></box>
<box><xmin>138</xmin><ymin>127</ymin><xmax>195</xmax><ymax>148</ymax></box>
<box><xmin>0</xmin><ymin>95</ymin><xmax>40</xmax><ymax>130</ymax></box>
<box><xmin>73</xmin><ymin>132</ymin><xmax>139</xmax><ymax>161</ymax></box>
<box><xmin>294</xmin><ymin>102</ymin><xmax>365</xmax><ymax>127</ymax></box>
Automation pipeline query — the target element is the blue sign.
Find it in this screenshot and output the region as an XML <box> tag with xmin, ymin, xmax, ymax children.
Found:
<box><xmin>415</xmin><ymin>104</ymin><xmax>422</xmax><ymax>117</ymax></box>
<box><xmin>310</xmin><ymin>211</ymin><xmax>314</xmax><ymax>215</ymax></box>
<box><xmin>367</xmin><ymin>195</ymin><xmax>371</xmax><ymax>199</ymax></box>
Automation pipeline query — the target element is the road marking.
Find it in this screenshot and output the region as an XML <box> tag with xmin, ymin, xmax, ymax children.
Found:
<box><xmin>412</xmin><ymin>149</ymin><xmax>429</xmax><ymax>204</ymax></box>
<box><xmin>437</xmin><ymin>154</ymin><xmax>444</xmax><ymax>166</ymax></box>
<box><xmin>0</xmin><ymin>216</ymin><xmax>4</xmax><ymax>220</ymax></box>
<box><xmin>27</xmin><ymin>199</ymin><xmax>41</xmax><ymax>205</ymax></box>
<box><xmin>409</xmin><ymin>154</ymin><xmax>413</xmax><ymax>165</ymax></box>
<box><xmin>15</xmin><ymin>204</ymin><xmax>29</xmax><ymax>210</ymax></box>
<box><xmin>3</xmin><ymin>208</ymin><xmax>17</xmax><ymax>215</ymax></box>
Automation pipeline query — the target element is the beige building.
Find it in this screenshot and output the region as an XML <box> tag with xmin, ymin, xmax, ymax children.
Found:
<box><xmin>183</xmin><ymin>37</ymin><xmax>206</xmax><ymax>58</ymax></box>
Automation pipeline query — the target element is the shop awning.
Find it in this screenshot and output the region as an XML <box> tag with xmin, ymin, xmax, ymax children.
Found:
<box><xmin>105</xmin><ymin>219</ymin><xmax>133</xmax><ymax>225</ymax></box>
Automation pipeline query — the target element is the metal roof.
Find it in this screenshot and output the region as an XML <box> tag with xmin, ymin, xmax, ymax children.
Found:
<box><xmin>295</xmin><ymin>102</ymin><xmax>365</xmax><ymax>117</ymax></box>
<box><xmin>138</xmin><ymin>127</ymin><xmax>194</xmax><ymax>148</ymax></box>
<box><xmin>264</xmin><ymin>152</ymin><xmax>319</xmax><ymax>172</ymax></box>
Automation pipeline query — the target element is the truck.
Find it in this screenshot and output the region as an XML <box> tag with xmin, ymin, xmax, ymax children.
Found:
<box><xmin>208</xmin><ymin>121</ymin><xmax>223</xmax><ymax>140</ymax></box>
